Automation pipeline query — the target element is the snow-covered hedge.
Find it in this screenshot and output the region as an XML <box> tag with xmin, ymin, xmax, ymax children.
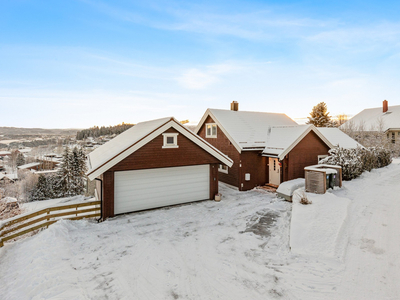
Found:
<box><xmin>320</xmin><ymin>147</ymin><xmax>391</xmax><ymax>180</ymax></box>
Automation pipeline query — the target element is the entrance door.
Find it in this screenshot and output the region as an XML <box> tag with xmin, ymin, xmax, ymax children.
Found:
<box><xmin>269</xmin><ymin>158</ymin><xmax>280</xmax><ymax>185</ymax></box>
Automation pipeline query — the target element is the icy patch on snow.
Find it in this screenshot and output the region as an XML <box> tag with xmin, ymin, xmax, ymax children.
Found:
<box><xmin>290</xmin><ymin>191</ymin><xmax>350</xmax><ymax>259</ymax></box>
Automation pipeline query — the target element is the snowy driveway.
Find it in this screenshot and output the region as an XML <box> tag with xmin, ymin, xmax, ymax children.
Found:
<box><xmin>1</xmin><ymin>162</ymin><xmax>400</xmax><ymax>299</ymax></box>
<box><xmin>0</xmin><ymin>185</ymin><xmax>292</xmax><ymax>300</ymax></box>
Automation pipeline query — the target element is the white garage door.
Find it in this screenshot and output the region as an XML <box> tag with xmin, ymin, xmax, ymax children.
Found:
<box><xmin>114</xmin><ymin>164</ymin><xmax>210</xmax><ymax>214</ymax></box>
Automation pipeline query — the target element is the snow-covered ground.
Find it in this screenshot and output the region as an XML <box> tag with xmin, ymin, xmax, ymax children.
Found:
<box><xmin>1</xmin><ymin>161</ymin><xmax>400</xmax><ymax>299</ymax></box>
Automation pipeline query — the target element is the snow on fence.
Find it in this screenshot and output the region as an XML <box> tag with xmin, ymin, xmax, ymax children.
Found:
<box><xmin>0</xmin><ymin>200</ymin><xmax>101</xmax><ymax>247</ymax></box>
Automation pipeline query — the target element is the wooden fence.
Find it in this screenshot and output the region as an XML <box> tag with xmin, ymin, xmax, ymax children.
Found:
<box><xmin>0</xmin><ymin>201</ymin><xmax>101</xmax><ymax>247</ymax></box>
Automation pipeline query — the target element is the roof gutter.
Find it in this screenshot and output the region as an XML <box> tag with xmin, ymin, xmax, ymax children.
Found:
<box><xmin>261</xmin><ymin>153</ymin><xmax>279</xmax><ymax>158</ymax></box>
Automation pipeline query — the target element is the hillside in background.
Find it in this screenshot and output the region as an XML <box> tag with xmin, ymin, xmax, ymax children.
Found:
<box><xmin>76</xmin><ymin>123</ymin><xmax>134</xmax><ymax>140</ymax></box>
<box><xmin>0</xmin><ymin>127</ymin><xmax>80</xmax><ymax>137</ymax></box>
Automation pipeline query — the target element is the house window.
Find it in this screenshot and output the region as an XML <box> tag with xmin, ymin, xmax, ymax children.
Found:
<box><xmin>206</xmin><ymin>123</ymin><xmax>217</xmax><ymax>138</ymax></box>
<box><xmin>162</xmin><ymin>133</ymin><xmax>179</xmax><ymax>148</ymax></box>
<box><xmin>318</xmin><ymin>155</ymin><xmax>328</xmax><ymax>162</ymax></box>
<box><xmin>218</xmin><ymin>164</ymin><xmax>228</xmax><ymax>174</ymax></box>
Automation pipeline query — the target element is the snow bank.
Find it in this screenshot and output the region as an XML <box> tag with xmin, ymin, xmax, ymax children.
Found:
<box><xmin>276</xmin><ymin>178</ymin><xmax>305</xmax><ymax>197</ymax></box>
<box><xmin>290</xmin><ymin>191</ymin><xmax>350</xmax><ymax>258</ymax></box>
<box><xmin>21</xmin><ymin>195</ymin><xmax>89</xmax><ymax>213</ymax></box>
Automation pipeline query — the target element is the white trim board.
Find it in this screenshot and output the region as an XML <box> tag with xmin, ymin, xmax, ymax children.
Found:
<box><xmin>87</xmin><ymin>118</ymin><xmax>233</xmax><ymax>181</ymax></box>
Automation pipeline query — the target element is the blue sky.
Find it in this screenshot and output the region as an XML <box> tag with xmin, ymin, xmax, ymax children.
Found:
<box><xmin>1</xmin><ymin>0</ymin><xmax>400</xmax><ymax>128</ymax></box>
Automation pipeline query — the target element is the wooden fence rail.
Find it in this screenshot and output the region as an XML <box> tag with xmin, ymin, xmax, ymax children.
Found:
<box><xmin>0</xmin><ymin>200</ymin><xmax>101</xmax><ymax>247</ymax></box>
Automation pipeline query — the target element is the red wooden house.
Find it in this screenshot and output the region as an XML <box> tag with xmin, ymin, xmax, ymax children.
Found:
<box><xmin>87</xmin><ymin>117</ymin><xmax>233</xmax><ymax>219</ymax></box>
<box><xmin>195</xmin><ymin>102</ymin><xmax>359</xmax><ymax>191</ymax></box>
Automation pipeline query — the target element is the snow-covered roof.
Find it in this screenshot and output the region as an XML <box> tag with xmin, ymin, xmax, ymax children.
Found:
<box><xmin>317</xmin><ymin>128</ymin><xmax>362</xmax><ymax>149</ymax></box>
<box><xmin>262</xmin><ymin>125</ymin><xmax>334</xmax><ymax>160</ymax></box>
<box><xmin>18</xmin><ymin>148</ymin><xmax>32</xmax><ymax>153</ymax></box>
<box><xmin>88</xmin><ymin>117</ymin><xmax>171</xmax><ymax>174</ymax></box>
<box><xmin>18</xmin><ymin>162</ymin><xmax>41</xmax><ymax>169</ymax></box>
<box><xmin>0</xmin><ymin>151</ymin><xmax>11</xmax><ymax>156</ymax></box>
<box><xmin>34</xmin><ymin>170</ymin><xmax>59</xmax><ymax>175</ymax></box>
<box><xmin>340</xmin><ymin>104</ymin><xmax>400</xmax><ymax>132</ymax></box>
<box><xmin>0</xmin><ymin>173</ymin><xmax>18</xmax><ymax>180</ymax></box>
<box><xmin>87</xmin><ymin>117</ymin><xmax>233</xmax><ymax>181</ymax></box>
<box><xmin>195</xmin><ymin>109</ymin><xmax>298</xmax><ymax>152</ymax></box>
<box><xmin>305</xmin><ymin>164</ymin><xmax>341</xmax><ymax>174</ymax></box>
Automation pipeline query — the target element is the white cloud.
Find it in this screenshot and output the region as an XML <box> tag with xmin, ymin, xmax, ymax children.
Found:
<box><xmin>177</xmin><ymin>63</ymin><xmax>240</xmax><ymax>89</ymax></box>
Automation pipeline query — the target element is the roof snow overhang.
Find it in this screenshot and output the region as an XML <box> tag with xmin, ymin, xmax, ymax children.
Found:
<box><xmin>87</xmin><ymin>118</ymin><xmax>233</xmax><ymax>181</ymax></box>
<box><xmin>194</xmin><ymin>109</ymin><xmax>243</xmax><ymax>153</ymax></box>
<box><xmin>262</xmin><ymin>125</ymin><xmax>335</xmax><ymax>161</ymax></box>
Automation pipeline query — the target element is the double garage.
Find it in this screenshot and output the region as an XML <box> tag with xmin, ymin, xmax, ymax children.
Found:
<box><xmin>114</xmin><ymin>165</ymin><xmax>210</xmax><ymax>214</ymax></box>
<box><xmin>87</xmin><ymin>117</ymin><xmax>233</xmax><ymax>219</ymax></box>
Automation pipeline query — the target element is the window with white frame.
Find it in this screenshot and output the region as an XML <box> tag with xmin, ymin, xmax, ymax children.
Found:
<box><xmin>218</xmin><ymin>164</ymin><xmax>228</xmax><ymax>174</ymax></box>
<box><xmin>162</xmin><ymin>133</ymin><xmax>179</xmax><ymax>148</ymax></box>
<box><xmin>318</xmin><ymin>155</ymin><xmax>328</xmax><ymax>162</ymax></box>
<box><xmin>206</xmin><ymin>123</ymin><xmax>217</xmax><ymax>138</ymax></box>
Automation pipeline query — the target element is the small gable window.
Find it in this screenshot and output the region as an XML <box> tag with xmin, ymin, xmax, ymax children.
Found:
<box><xmin>162</xmin><ymin>133</ymin><xmax>179</xmax><ymax>148</ymax></box>
<box><xmin>206</xmin><ymin>123</ymin><xmax>217</xmax><ymax>138</ymax></box>
<box><xmin>218</xmin><ymin>164</ymin><xmax>228</xmax><ymax>174</ymax></box>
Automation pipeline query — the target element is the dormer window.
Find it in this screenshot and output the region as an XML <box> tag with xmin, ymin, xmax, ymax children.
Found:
<box><xmin>206</xmin><ymin>123</ymin><xmax>217</xmax><ymax>138</ymax></box>
<box><xmin>162</xmin><ymin>133</ymin><xmax>179</xmax><ymax>148</ymax></box>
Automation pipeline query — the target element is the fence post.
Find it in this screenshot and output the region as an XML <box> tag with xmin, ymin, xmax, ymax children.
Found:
<box><xmin>46</xmin><ymin>209</ymin><xmax>50</xmax><ymax>228</ymax></box>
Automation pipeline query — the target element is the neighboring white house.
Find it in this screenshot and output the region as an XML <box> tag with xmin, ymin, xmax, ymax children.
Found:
<box><xmin>340</xmin><ymin>100</ymin><xmax>400</xmax><ymax>144</ymax></box>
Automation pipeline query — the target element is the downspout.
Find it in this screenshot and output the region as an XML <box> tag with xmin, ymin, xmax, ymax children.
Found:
<box><xmin>95</xmin><ymin>178</ymin><xmax>103</xmax><ymax>222</ymax></box>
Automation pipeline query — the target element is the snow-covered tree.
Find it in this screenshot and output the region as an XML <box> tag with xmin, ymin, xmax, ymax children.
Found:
<box><xmin>31</xmin><ymin>175</ymin><xmax>48</xmax><ymax>201</ymax></box>
<box><xmin>307</xmin><ymin>102</ymin><xmax>336</xmax><ymax>127</ymax></box>
<box><xmin>320</xmin><ymin>146</ymin><xmax>392</xmax><ymax>180</ymax></box>
<box><xmin>56</xmin><ymin>146</ymin><xmax>87</xmax><ymax>197</ymax></box>
<box><xmin>16</xmin><ymin>153</ymin><xmax>25</xmax><ymax>167</ymax></box>
<box><xmin>29</xmin><ymin>146</ymin><xmax>88</xmax><ymax>201</ymax></box>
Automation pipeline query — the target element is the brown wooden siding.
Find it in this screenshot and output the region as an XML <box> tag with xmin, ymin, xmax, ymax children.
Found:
<box><xmin>102</xmin><ymin>127</ymin><xmax>222</xmax><ymax>218</ymax></box>
<box><xmin>285</xmin><ymin>131</ymin><xmax>330</xmax><ymax>180</ymax></box>
<box><xmin>240</xmin><ymin>151</ymin><xmax>268</xmax><ymax>191</ymax></box>
<box><xmin>197</xmin><ymin>116</ymin><xmax>240</xmax><ymax>187</ymax></box>
<box><xmin>210</xmin><ymin>163</ymin><xmax>219</xmax><ymax>199</ymax></box>
<box><xmin>109</xmin><ymin>127</ymin><xmax>220</xmax><ymax>172</ymax></box>
<box><xmin>102</xmin><ymin>171</ymin><xmax>114</xmax><ymax>219</ymax></box>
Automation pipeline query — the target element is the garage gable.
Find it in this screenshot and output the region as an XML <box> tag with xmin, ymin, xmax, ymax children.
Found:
<box><xmin>87</xmin><ymin>117</ymin><xmax>233</xmax><ymax>180</ymax></box>
<box><xmin>109</xmin><ymin>127</ymin><xmax>223</xmax><ymax>172</ymax></box>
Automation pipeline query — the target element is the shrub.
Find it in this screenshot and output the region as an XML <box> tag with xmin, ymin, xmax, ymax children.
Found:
<box><xmin>320</xmin><ymin>146</ymin><xmax>392</xmax><ymax>180</ymax></box>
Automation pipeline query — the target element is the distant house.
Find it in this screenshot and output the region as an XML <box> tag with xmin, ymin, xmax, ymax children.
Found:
<box><xmin>0</xmin><ymin>151</ymin><xmax>11</xmax><ymax>158</ymax></box>
<box><xmin>195</xmin><ymin>102</ymin><xmax>360</xmax><ymax>191</ymax></box>
<box><xmin>87</xmin><ymin>117</ymin><xmax>233</xmax><ymax>219</ymax></box>
<box><xmin>340</xmin><ymin>100</ymin><xmax>400</xmax><ymax>144</ymax></box>
<box><xmin>18</xmin><ymin>162</ymin><xmax>42</xmax><ymax>171</ymax></box>
<box><xmin>0</xmin><ymin>173</ymin><xmax>18</xmax><ymax>184</ymax></box>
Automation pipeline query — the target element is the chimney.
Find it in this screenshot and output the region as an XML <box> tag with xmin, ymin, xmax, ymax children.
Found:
<box><xmin>230</xmin><ymin>101</ymin><xmax>239</xmax><ymax>111</ymax></box>
<box><xmin>383</xmin><ymin>100</ymin><xmax>388</xmax><ymax>113</ymax></box>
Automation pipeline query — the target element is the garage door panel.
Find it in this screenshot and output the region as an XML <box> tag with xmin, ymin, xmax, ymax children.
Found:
<box><xmin>114</xmin><ymin>165</ymin><xmax>210</xmax><ymax>214</ymax></box>
<box><xmin>117</xmin><ymin>170</ymin><xmax>207</xmax><ymax>183</ymax></box>
<box><xmin>115</xmin><ymin>176</ymin><xmax>209</xmax><ymax>192</ymax></box>
<box><xmin>116</xmin><ymin>185</ymin><xmax>208</xmax><ymax>202</ymax></box>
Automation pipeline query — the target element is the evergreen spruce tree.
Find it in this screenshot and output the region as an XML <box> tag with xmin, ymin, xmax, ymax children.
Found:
<box><xmin>16</xmin><ymin>153</ymin><xmax>25</xmax><ymax>167</ymax></box>
<box><xmin>57</xmin><ymin>147</ymin><xmax>74</xmax><ymax>197</ymax></box>
<box><xmin>307</xmin><ymin>102</ymin><xmax>336</xmax><ymax>127</ymax></box>
<box><xmin>31</xmin><ymin>175</ymin><xmax>48</xmax><ymax>201</ymax></box>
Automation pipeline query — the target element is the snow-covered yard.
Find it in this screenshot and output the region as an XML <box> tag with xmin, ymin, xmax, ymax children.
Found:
<box><xmin>1</xmin><ymin>161</ymin><xmax>400</xmax><ymax>299</ymax></box>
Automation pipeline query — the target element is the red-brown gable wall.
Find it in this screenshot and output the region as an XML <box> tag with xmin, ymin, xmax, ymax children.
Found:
<box><xmin>101</xmin><ymin>127</ymin><xmax>221</xmax><ymax>218</ymax></box>
<box><xmin>283</xmin><ymin>131</ymin><xmax>330</xmax><ymax>181</ymax></box>
<box><xmin>197</xmin><ymin>116</ymin><xmax>240</xmax><ymax>187</ymax></box>
<box><xmin>240</xmin><ymin>151</ymin><xmax>268</xmax><ymax>191</ymax></box>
